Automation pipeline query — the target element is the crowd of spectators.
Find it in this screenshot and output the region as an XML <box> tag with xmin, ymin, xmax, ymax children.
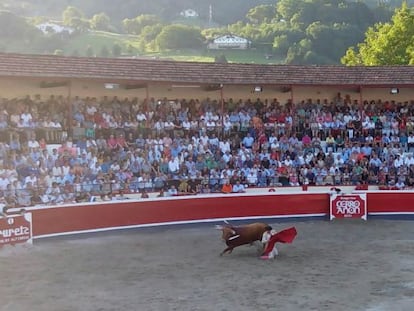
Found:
<box><xmin>1</xmin><ymin>92</ymin><xmax>414</xmax><ymax>209</ymax></box>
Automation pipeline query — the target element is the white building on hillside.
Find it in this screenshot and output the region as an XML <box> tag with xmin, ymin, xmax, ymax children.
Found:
<box><xmin>180</xmin><ymin>9</ymin><xmax>199</xmax><ymax>18</ymax></box>
<box><xmin>36</xmin><ymin>22</ymin><xmax>74</xmax><ymax>34</ymax></box>
<box><xmin>208</xmin><ymin>35</ymin><xmax>251</xmax><ymax>50</ymax></box>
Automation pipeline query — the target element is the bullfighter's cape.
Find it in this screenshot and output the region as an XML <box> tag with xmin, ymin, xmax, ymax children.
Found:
<box><xmin>263</xmin><ymin>226</ymin><xmax>297</xmax><ymax>255</ymax></box>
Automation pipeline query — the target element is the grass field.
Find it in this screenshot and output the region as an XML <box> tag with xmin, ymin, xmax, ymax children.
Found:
<box><xmin>61</xmin><ymin>31</ymin><xmax>137</xmax><ymax>56</ymax></box>
<box><xmin>147</xmin><ymin>49</ymin><xmax>283</xmax><ymax>64</ymax></box>
<box><xmin>0</xmin><ymin>30</ymin><xmax>282</xmax><ymax>64</ymax></box>
<box><xmin>61</xmin><ymin>31</ymin><xmax>283</xmax><ymax>64</ymax></box>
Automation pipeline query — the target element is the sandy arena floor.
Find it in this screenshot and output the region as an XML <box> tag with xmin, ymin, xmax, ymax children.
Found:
<box><xmin>1</xmin><ymin>219</ymin><xmax>414</xmax><ymax>311</ymax></box>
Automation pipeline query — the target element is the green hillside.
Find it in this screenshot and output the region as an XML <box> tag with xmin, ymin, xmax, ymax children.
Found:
<box><xmin>62</xmin><ymin>31</ymin><xmax>135</xmax><ymax>55</ymax></box>
<box><xmin>61</xmin><ymin>31</ymin><xmax>282</xmax><ymax>64</ymax></box>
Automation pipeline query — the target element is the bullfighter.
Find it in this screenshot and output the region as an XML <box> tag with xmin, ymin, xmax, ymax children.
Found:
<box><xmin>260</xmin><ymin>226</ymin><xmax>297</xmax><ymax>260</ymax></box>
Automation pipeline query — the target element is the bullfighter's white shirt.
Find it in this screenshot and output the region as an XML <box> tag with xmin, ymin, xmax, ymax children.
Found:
<box><xmin>261</xmin><ymin>229</ymin><xmax>279</xmax><ymax>258</ymax></box>
<box><xmin>261</xmin><ymin>229</ymin><xmax>277</xmax><ymax>243</ymax></box>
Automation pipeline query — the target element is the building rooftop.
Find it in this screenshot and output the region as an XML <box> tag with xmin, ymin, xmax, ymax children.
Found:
<box><xmin>0</xmin><ymin>53</ymin><xmax>413</xmax><ymax>87</ymax></box>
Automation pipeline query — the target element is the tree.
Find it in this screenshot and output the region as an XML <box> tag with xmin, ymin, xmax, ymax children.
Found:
<box><xmin>271</xmin><ymin>26</ymin><xmax>305</xmax><ymax>55</ymax></box>
<box><xmin>122</xmin><ymin>18</ymin><xmax>136</xmax><ymax>34</ymax></box>
<box><xmin>35</xmin><ymin>34</ymin><xmax>66</xmax><ymax>54</ymax></box>
<box><xmin>215</xmin><ymin>54</ymin><xmax>228</xmax><ymax>63</ymax></box>
<box><xmin>112</xmin><ymin>44</ymin><xmax>122</xmax><ymax>57</ymax></box>
<box><xmin>246</xmin><ymin>5</ymin><xmax>277</xmax><ymax>25</ymax></box>
<box><xmin>136</xmin><ymin>40</ymin><xmax>146</xmax><ymax>53</ymax></box>
<box><xmin>277</xmin><ymin>0</ymin><xmax>304</xmax><ymax>23</ymax></box>
<box><xmin>273</xmin><ymin>34</ymin><xmax>290</xmax><ymax>55</ymax></box>
<box><xmin>141</xmin><ymin>24</ymin><xmax>163</xmax><ymax>42</ymax></box>
<box><xmin>342</xmin><ymin>2</ymin><xmax>414</xmax><ymax>65</ymax></box>
<box><xmin>0</xmin><ymin>11</ymin><xmax>35</xmax><ymax>38</ymax></box>
<box><xmin>127</xmin><ymin>44</ymin><xmax>137</xmax><ymax>54</ymax></box>
<box><xmin>86</xmin><ymin>45</ymin><xmax>95</xmax><ymax>57</ymax></box>
<box><xmin>100</xmin><ymin>45</ymin><xmax>110</xmax><ymax>57</ymax></box>
<box><xmin>62</xmin><ymin>6</ymin><xmax>84</xmax><ymax>25</ymax></box>
<box><xmin>156</xmin><ymin>24</ymin><xmax>204</xmax><ymax>50</ymax></box>
<box><xmin>122</xmin><ymin>14</ymin><xmax>161</xmax><ymax>35</ymax></box>
<box><xmin>90</xmin><ymin>13</ymin><xmax>111</xmax><ymax>31</ymax></box>
<box><xmin>72</xmin><ymin>17</ymin><xmax>90</xmax><ymax>32</ymax></box>
<box><xmin>62</xmin><ymin>6</ymin><xmax>89</xmax><ymax>32</ymax></box>
<box><xmin>71</xmin><ymin>49</ymin><xmax>80</xmax><ymax>57</ymax></box>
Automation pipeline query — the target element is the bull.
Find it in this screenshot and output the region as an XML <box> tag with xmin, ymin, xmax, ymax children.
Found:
<box><xmin>215</xmin><ymin>221</ymin><xmax>271</xmax><ymax>256</ymax></box>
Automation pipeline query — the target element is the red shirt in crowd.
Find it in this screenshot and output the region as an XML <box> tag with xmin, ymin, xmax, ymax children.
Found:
<box><xmin>107</xmin><ymin>135</ymin><xmax>117</xmax><ymax>149</ymax></box>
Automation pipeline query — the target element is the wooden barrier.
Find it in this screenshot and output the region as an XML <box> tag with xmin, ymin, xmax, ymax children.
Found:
<box><xmin>8</xmin><ymin>190</ymin><xmax>414</xmax><ymax>239</ymax></box>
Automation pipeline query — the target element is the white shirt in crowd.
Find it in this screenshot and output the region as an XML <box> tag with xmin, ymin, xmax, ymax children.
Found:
<box><xmin>52</xmin><ymin>165</ymin><xmax>63</xmax><ymax>177</ymax></box>
<box><xmin>28</xmin><ymin>139</ymin><xmax>40</xmax><ymax>149</ymax></box>
<box><xmin>394</xmin><ymin>156</ymin><xmax>404</xmax><ymax>168</ymax></box>
<box><xmin>180</xmin><ymin>120</ymin><xmax>190</xmax><ymax>132</ymax></box>
<box><xmin>404</xmin><ymin>155</ymin><xmax>414</xmax><ymax>166</ymax></box>
<box><xmin>219</xmin><ymin>140</ymin><xmax>231</xmax><ymax>154</ymax></box>
<box><xmin>168</xmin><ymin>157</ymin><xmax>180</xmax><ymax>173</ymax></box>
<box><xmin>0</xmin><ymin>176</ymin><xmax>10</xmax><ymax>191</ymax></box>
<box><xmin>20</xmin><ymin>112</ymin><xmax>33</xmax><ymax>126</ymax></box>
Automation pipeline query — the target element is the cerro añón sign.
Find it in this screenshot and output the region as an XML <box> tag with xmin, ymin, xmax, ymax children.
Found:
<box><xmin>330</xmin><ymin>193</ymin><xmax>367</xmax><ymax>221</ymax></box>
<box><xmin>0</xmin><ymin>213</ymin><xmax>33</xmax><ymax>247</ymax></box>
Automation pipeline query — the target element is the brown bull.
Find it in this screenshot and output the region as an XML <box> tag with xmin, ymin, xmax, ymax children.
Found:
<box><xmin>216</xmin><ymin>222</ymin><xmax>271</xmax><ymax>256</ymax></box>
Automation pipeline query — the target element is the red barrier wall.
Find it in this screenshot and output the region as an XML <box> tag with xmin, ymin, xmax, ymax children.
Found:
<box><xmin>366</xmin><ymin>192</ymin><xmax>414</xmax><ymax>213</ymax></box>
<box><xmin>19</xmin><ymin>191</ymin><xmax>414</xmax><ymax>238</ymax></box>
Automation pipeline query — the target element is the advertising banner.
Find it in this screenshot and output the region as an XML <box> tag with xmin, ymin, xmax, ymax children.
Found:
<box><xmin>330</xmin><ymin>193</ymin><xmax>367</xmax><ymax>221</ymax></box>
<box><xmin>0</xmin><ymin>213</ymin><xmax>33</xmax><ymax>247</ymax></box>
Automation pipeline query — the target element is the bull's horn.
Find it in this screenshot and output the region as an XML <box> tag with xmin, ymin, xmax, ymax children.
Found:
<box><xmin>224</xmin><ymin>220</ymin><xmax>230</xmax><ymax>224</ymax></box>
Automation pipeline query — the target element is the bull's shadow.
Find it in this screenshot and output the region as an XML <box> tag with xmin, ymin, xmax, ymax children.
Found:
<box><xmin>218</xmin><ymin>241</ymin><xmax>264</xmax><ymax>258</ymax></box>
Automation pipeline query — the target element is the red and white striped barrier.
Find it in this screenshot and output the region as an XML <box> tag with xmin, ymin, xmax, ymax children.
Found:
<box><xmin>3</xmin><ymin>189</ymin><xmax>414</xmax><ymax>241</ymax></box>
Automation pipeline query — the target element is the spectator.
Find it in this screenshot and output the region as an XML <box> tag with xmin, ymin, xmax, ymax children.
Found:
<box><xmin>139</xmin><ymin>190</ymin><xmax>148</xmax><ymax>199</ymax></box>
<box><xmin>241</xmin><ymin>132</ymin><xmax>254</xmax><ymax>149</ymax></box>
<box><xmin>200</xmin><ymin>183</ymin><xmax>211</xmax><ymax>194</ymax></box>
<box><xmin>407</xmin><ymin>132</ymin><xmax>414</xmax><ymax>151</ymax></box>
<box><xmin>325</xmin><ymin>134</ymin><xmax>335</xmax><ymax>152</ymax></box>
<box><xmin>167</xmin><ymin>184</ymin><xmax>178</xmax><ymax>196</ymax></box>
<box><xmin>2</xmin><ymin>93</ymin><xmax>414</xmax><ymax>209</ymax></box>
<box><xmin>178</xmin><ymin>178</ymin><xmax>190</xmax><ymax>193</ymax></box>
<box><xmin>395</xmin><ymin>179</ymin><xmax>405</xmax><ymax>190</ymax></box>
<box><xmin>221</xmin><ymin>180</ymin><xmax>232</xmax><ymax>194</ymax></box>
<box><xmin>232</xmin><ymin>180</ymin><xmax>245</xmax><ymax>193</ymax></box>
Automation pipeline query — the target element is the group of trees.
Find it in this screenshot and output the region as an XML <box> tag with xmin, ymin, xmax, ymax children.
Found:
<box><xmin>0</xmin><ymin>0</ymin><xmax>414</xmax><ymax>65</ymax></box>
<box><xmin>115</xmin><ymin>0</ymin><xmax>394</xmax><ymax>64</ymax></box>
<box><xmin>342</xmin><ymin>2</ymin><xmax>414</xmax><ymax>65</ymax></box>
<box><xmin>0</xmin><ymin>10</ymin><xmax>67</xmax><ymax>54</ymax></box>
<box><xmin>1</xmin><ymin>0</ymin><xmax>277</xmax><ymax>26</ymax></box>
